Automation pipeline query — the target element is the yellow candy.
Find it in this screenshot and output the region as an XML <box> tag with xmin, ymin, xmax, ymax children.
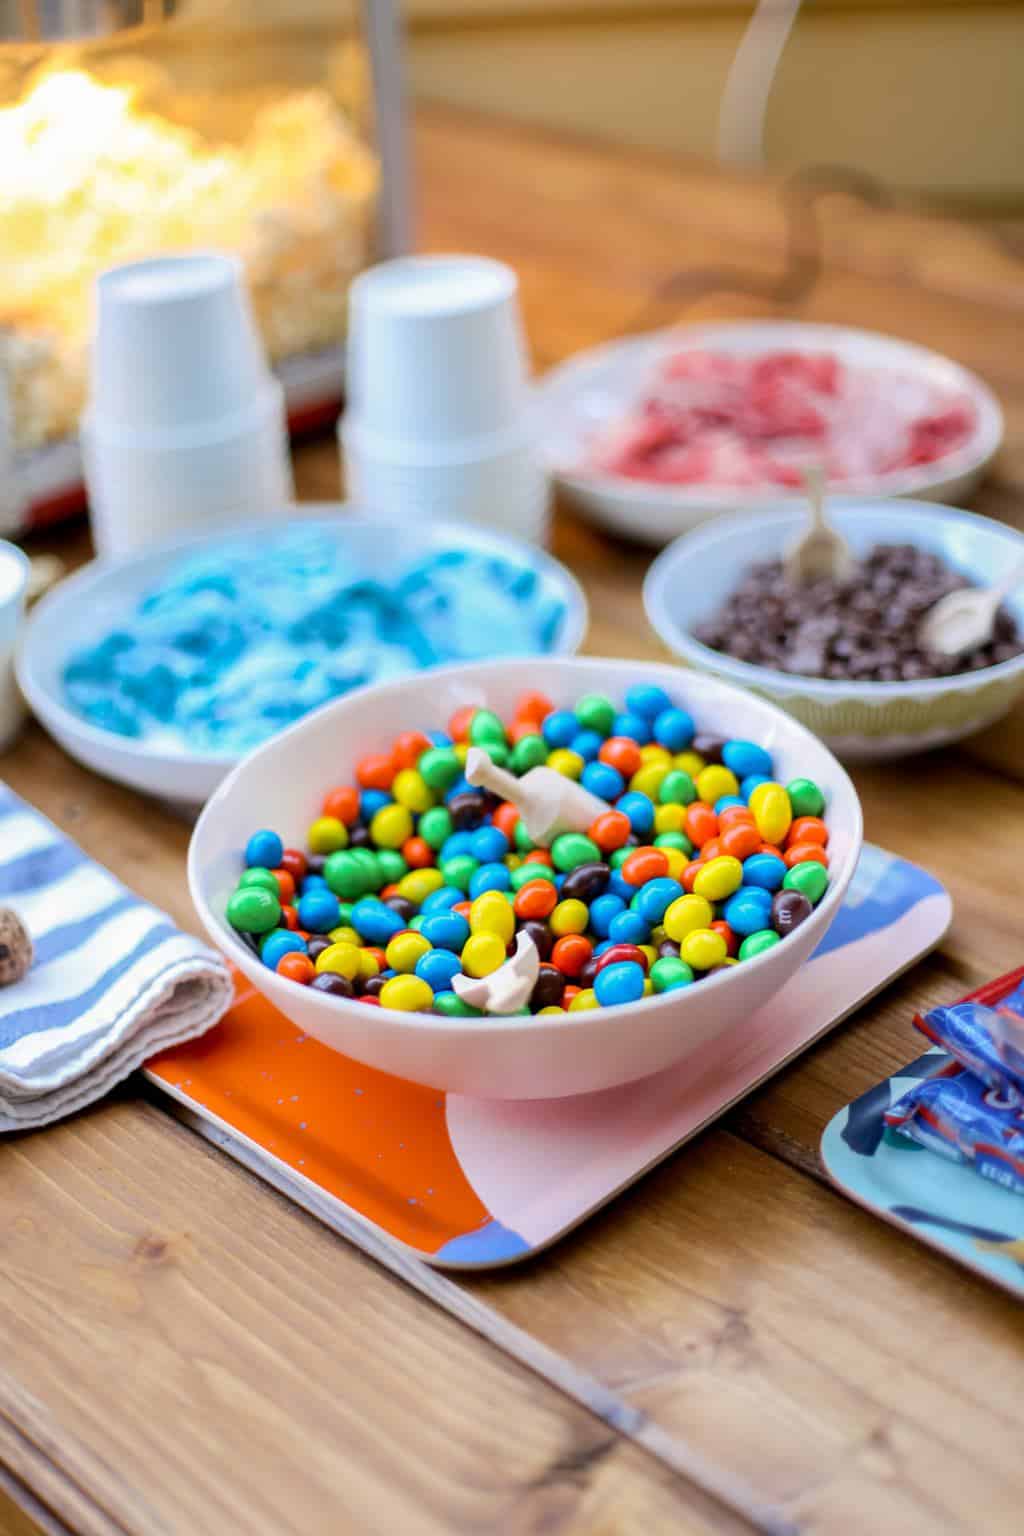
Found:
<box><xmin>505</xmin><ymin>853</ymin><xmax>522</xmax><ymax>871</ymax></box>
<box><xmin>328</xmin><ymin>924</ymin><xmax>360</xmax><ymax>947</ymax></box>
<box><xmin>396</xmin><ymin>867</ymin><xmax>445</xmax><ymax>905</ymax></box>
<box><xmin>650</xmin><ymin>924</ymin><xmax>667</xmax><ymax>947</ymax></box>
<box><xmin>660</xmin><ymin>847</ymin><xmax>686</xmax><ymax>881</ymax></box>
<box><xmin>663</xmin><ymin>893</ymin><xmax>713</xmax><ymax>942</ymax></box>
<box><xmin>654</xmin><ymin>803</ymin><xmax>687</xmax><ymax>834</ymax></box>
<box><xmin>749</xmin><ymin>782</ymin><xmax>793</xmax><ymax>845</ymax></box>
<box><xmin>696</xmin><ymin>765</ymin><xmax>739</xmax><ymax>805</ymax></box>
<box><xmin>370</xmin><ymin>803</ymin><xmax>414</xmax><ymax>850</ymax></box>
<box><xmin>357</xmin><ymin>948</ymin><xmax>381</xmax><ymax>980</ymax></box>
<box><xmin>461</xmin><ymin>931</ymin><xmax>507</xmax><ymax>977</ymax></box>
<box><xmin>550</xmin><ymin>898</ymin><xmax>589</xmax><ymax>936</ymax></box>
<box><xmin>630</xmin><ymin>762</ymin><xmax>669</xmax><ymax>800</ymax></box>
<box><xmin>709</xmin><ymin>957</ymin><xmax>739</xmax><ymax>970</ymax></box>
<box><xmin>454</xmin><ymin>741</ymin><xmax>470</xmax><ymax>763</ymax></box>
<box><xmin>391</xmin><ymin>769</ymin><xmax>435</xmax><ymax>814</ymax></box>
<box><xmin>680</xmin><ymin>928</ymin><xmax>728</xmax><ymax>970</ymax></box>
<box><xmin>692</xmin><ymin>855</ymin><xmax>744</xmax><ymax>902</ymax></box>
<box><xmin>674</xmin><ymin>751</ymin><xmax>705</xmax><ymax>777</ymax></box>
<box><xmin>639</xmin><ymin>944</ymin><xmax>658</xmax><ymax>968</ymax></box>
<box><xmin>537</xmin><ymin>1004</ymin><xmax>565</xmax><ymax>1015</ymax></box>
<box><xmin>314</xmin><ymin>942</ymin><xmax>361</xmax><ymax>980</ymax></box>
<box><xmin>568</xmin><ymin>988</ymin><xmax>600</xmax><ymax>1011</ymax></box>
<box><xmin>547</xmin><ymin>748</ymin><xmax>584</xmax><ymax>780</ymax></box>
<box><xmin>642</xmin><ymin>977</ymin><xmax>654</xmax><ymax>996</ymax></box>
<box><xmin>640</xmin><ymin>744</ymin><xmax>672</xmax><ymax>767</ymax></box>
<box><xmin>379</xmin><ymin>974</ymin><xmax>434</xmax><ymax>1012</ymax></box>
<box><xmin>307</xmin><ymin>815</ymin><xmax>348</xmax><ymax>855</ymax></box>
<box><xmin>385</xmin><ymin>931</ymin><xmax>431</xmax><ymax>973</ymax></box>
<box><xmin>469</xmin><ymin>891</ymin><xmax>515</xmax><ymax>944</ymax></box>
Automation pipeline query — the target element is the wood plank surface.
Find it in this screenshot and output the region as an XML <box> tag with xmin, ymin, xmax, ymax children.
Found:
<box><xmin>2</xmin><ymin>104</ymin><xmax>1024</xmax><ymax>1535</ymax></box>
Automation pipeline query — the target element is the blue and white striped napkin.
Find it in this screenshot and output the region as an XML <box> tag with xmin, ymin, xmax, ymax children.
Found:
<box><xmin>0</xmin><ymin>781</ymin><xmax>232</xmax><ymax>1131</ymax></box>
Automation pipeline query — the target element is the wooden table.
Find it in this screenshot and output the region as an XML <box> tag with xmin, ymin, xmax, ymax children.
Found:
<box><xmin>2</xmin><ymin>107</ymin><xmax>1023</xmax><ymax>1536</ymax></box>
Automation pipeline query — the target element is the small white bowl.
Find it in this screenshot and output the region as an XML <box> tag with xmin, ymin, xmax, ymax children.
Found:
<box><xmin>188</xmin><ymin>656</ymin><xmax>862</xmax><ymax>1099</ymax></box>
<box><xmin>538</xmin><ymin>321</ymin><xmax>1003</xmax><ymax>545</ymax></box>
<box><xmin>644</xmin><ymin>500</ymin><xmax>1024</xmax><ymax>761</ymax></box>
<box><xmin>18</xmin><ymin>509</ymin><xmax>587</xmax><ymax>808</ymax></box>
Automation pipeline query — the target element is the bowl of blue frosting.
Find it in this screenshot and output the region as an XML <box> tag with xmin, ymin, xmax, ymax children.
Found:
<box><xmin>19</xmin><ymin>509</ymin><xmax>587</xmax><ymax>807</ymax></box>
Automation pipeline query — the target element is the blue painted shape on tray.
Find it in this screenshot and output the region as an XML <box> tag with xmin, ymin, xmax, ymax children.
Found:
<box><xmin>434</xmin><ymin>1220</ymin><xmax>531</xmax><ymax>1265</ymax></box>
<box><xmin>841</xmin><ymin>1052</ymin><xmax>940</xmax><ymax>1157</ymax></box>
<box><xmin>810</xmin><ymin>846</ymin><xmax>945</xmax><ymax>961</ymax></box>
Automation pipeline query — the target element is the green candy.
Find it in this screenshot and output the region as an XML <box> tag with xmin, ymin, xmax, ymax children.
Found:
<box><xmin>783</xmin><ymin>860</ymin><xmax>829</xmax><ymax>904</ymax></box>
<box><xmin>433</xmin><ymin>990</ymin><xmax>483</xmax><ymax>1017</ymax></box>
<box><xmin>786</xmin><ymin>777</ymin><xmax>825</xmax><ymax>819</ymax></box>
<box><xmin>511</xmin><ymin>734</ymin><xmax>548</xmax><ymax>773</ymax></box>
<box><xmin>551</xmin><ymin>833</ymin><xmax>600</xmax><ymax>872</ymax></box>
<box><xmin>419</xmin><ymin>805</ymin><xmax>454</xmax><ymax>850</ymax></box>
<box><xmin>238</xmin><ymin>868</ymin><xmax>279</xmax><ymax>893</ymax></box>
<box><xmin>227</xmin><ymin>886</ymin><xmax>281</xmax><ymax>934</ymax></box>
<box><xmin>418</xmin><ymin>747</ymin><xmax>462</xmax><ymax>793</ymax></box>
<box><xmin>654</xmin><ymin>830</ymin><xmax>694</xmax><ymax>856</ymax></box>
<box><xmin>336</xmin><ymin>901</ymin><xmax>354</xmax><ymax>927</ymax></box>
<box><xmin>469</xmin><ymin>708</ymin><xmax>507</xmax><ymax>747</ymax></box>
<box><xmin>514</xmin><ymin>820</ymin><xmax>535</xmax><ymax>853</ymax></box>
<box><xmin>376</xmin><ymin>849</ymin><xmax>408</xmax><ymax>884</ymax></box>
<box><xmin>510</xmin><ymin>862</ymin><xmax>557</xmax><ymax>890</ymax></box>
<box><xmin>440</xmin><ymin>853</ymin><xmax>479</xmax><ymax>891</ymax></box>
<box><xmin>408</xmin><ymin>914</ymin><xmax>428</xmax><ymax>931</ymax></box>
<box><xmin>738</xmin><ymin>929</ymin><xmax>781</xmax><ymax>960</ymax></box>
<box><xmin>486</xmin><ymin>741</ymin><xmax>510</xmax><ymax>768</ymax></box>
<box><xmin>659</xmin><ymin>769</ymin><xmax>697</xmax><ymax>806</ymax></box>
<box><xmin>323</xmin><ymin>850</ymin><xmax>374</xmax><ymax>900</ymax></box>
<box><xmin>609</xmin><ymin>846</ymin><xmax>631</xmax><ymax>870</ymax></box>
<box><xmin>574</xmin><ymin>693</ymin><xmax>615</xmax><ymax>735</ymax></box>
<box><xmin>650</xmin><ymin>956</ymin><xmax>695</xmax><ymax>992</ymax></box>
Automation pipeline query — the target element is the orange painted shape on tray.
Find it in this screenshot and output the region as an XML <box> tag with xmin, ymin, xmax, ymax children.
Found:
<box><xmin>147</xmin><ymin>974</ymin><xmax>493</xmax><ymax>1254</ymax></box>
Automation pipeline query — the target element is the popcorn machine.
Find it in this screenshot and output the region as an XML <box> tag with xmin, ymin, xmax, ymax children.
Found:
<box><xmin>0</xmin><ymin>0</ymin><xmax>409</xmax><ymax>533</ymax></box>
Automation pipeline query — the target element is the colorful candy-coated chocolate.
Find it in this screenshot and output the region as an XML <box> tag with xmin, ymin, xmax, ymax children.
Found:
<box><xmin>379</xmin><ymin>974</ymin><xmax>434</xmax><ymax>1011</ymax></box>
<box><xmin>783</xmin><ymin>860</ymin><xmax>830</xmax><ymax>904</ymax></box>
<box><xmin>650</xmin><ymin>955</ymin><xmax>695</xmax><ymax>991</ymax></box>
<box><xmin>594</xmin><ymin>960</ymin><xmax>646</xmax><ymax>1006</ymax></box>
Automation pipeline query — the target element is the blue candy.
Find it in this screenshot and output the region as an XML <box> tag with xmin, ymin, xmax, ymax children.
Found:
<box><xmin>740</xmin><ymin>773</ymin><xmax>772</xmax><ymax>802</ymax></box>
<box><xmin>420</xmin><ymin>885</ymin><xmax>465</xmax><ymax>914</ymax></box>
<box><xmin>723</xmin><ymin>739</ymin><xmax>773</xmax><ymax>779</ymax></box>
<box><xmin>569</xmin><ymin>729</ymin><xmax>603</xmax><ymax>762</ymax></box>
<box><xmin>261</xmin><ymin>929</ymin><xmax>307</xmax><ymax>970</ymax></box>
<box><xmin>613</xmin><ymin>711</ymin><xmax>649</xmax><ymax>743</ymax></box>
<box><xmin>594</xmin><ymin>960</ymin><xmax>646</xmax><ymax>1007</ymax></box>
<box><xmin>625</xmin><ymin>683</ymin><xmax>673</xmax><ymax>721</ymax></box>
<box><xmin>419</xmin><ymin>912</ymin><xmax>471</xmax><ymax>952</ymax></box>
<box><xmin>428</xmin><ymin>730</ymin><xmax>453</xmax><ymax>747</ymax></box>
<box><xmin>350</xmin><ymin>898</ymin><xmax>404</xmax><ymax>945</ymax></box>
<box><xmin>632</xmin><ymin>876</ymin><xmax>684</xmax><ymax>924</ymax></box>
<box><xmin>582</xmin><ymin>761</ymin><xmax>624</xmax><ymax>802</ymax></box>
<box><xmin>297</xmin><ymin>888</ymin><xmax>342</xmax><ymax>933</ymax></box>
<box><xmin>301</xmin><ymin>874</ymin><xmax>328</xmax><ymax>891</ymax></box>
<box><xmin>742</xmin><ymin>852</ymin><xmax>787</xmax><ymax>891</ymax></box>
<box><xmin>653</xmin><ymin>708</ymin><xmax>695</xmax><ymax>752</ymax></box>
<box><xmin>470</xmin><ymin>825</ymin><xmax>510</xmax><ymax>863</ymax></box>
<box><xmin>608</xmin><ymin>909</ymin><xmax>649</xmax><ymax>945</ymax></box>
<box><xmin>439</xmin><ymin>831</ymin><xmax>475</xmax><ymax>862</ymax></box>
<box><xmin>589</xmin><ymin>892</ymin><xmax>626</xmax><ymax>938</ymax></box>
<box><xmin>469</xmin><ymin>862</ymin><xmax>512</xmax><ymax>898</ymax></box>
<box><xmin>616</xmin><ymin>790</ymin><xmax>655</xmax><ymax>836</ymax></box>
<box><xmin>592</xmin><ymin>938</ymin><xmax>615</xmax><ymax>956</ymax></box>
<box><xmin>415</xmin><ymin>948</ymin><xmax>463</xmax><ymax>993</ymax></box>
<box><xmin>360</xmin><ymin>789</ymin><xmax>392</xmax><ymax>821</ymax></box>
<box><xmin>608</xmin><ymin>870</ymin><xmax>636</xmax><ymax>902</ymax></box>
<box><xmin>246</xmin><ymin>829</ymin><xmax>283</xmax><ymax>869</ymax></box>
<box><xmin>723</xmin><ymin>887</ymin><xmax>774</xmax><ymax>936</ymax></box>
<box><xmin>542</xmin><ymin>709</ymin><xmax>579</xmax><ymax>748</ymax></box>
<box><xmin>445</xmin><ymin>775</ymin><xmax>474</xmax><ymax>801</ymax></box>
<box><xmin>714</xmin><ymin>795</ymin><xmax>746</xmax><ymax>814</ymax></box>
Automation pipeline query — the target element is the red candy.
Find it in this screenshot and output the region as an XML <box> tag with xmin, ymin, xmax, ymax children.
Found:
<box><xmin>593</xmin><ymin>943</ymin><xmax>649</xmax><ymax>974</ymax></box>
<box><xmin>279</xmin><ymin>848</ymin><xmax>308</xmax><ymax>882</ymax></box>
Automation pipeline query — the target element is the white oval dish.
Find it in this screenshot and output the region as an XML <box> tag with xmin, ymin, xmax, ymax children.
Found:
<box><xmin>17</xmin><ymin>508</ymin><xmax>588</xmax><ymax>808</ymax></box>
<box><xmin>188</xmin><ymin>656</ymin><xmax>862</xmax><ymax>1099</ymax></box>
<box><xmin>538</xmin><ymin>321</ymin><xmax>1003</xmax><ymax>545</ymax></box>
<box><xmin>644</xmin><ymin>499</ymin><xmax>1024</xmax><ymax>761</ymax></box>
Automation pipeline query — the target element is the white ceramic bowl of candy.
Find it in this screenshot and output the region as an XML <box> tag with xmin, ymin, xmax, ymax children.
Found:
<box><xmin>18</xmin><ymin>509</ymin><xmax>587</xmax><ymax>809</ymax></box>
<box><xmin>188</xmin><ymin>657</ymin><xmax>863</xmax><ymax>1099</ymax></box>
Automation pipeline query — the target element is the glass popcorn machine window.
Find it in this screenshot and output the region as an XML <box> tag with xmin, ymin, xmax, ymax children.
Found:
<box><xmin>0</xmin><ymin>0</ymin><xmax>408</xmax><ymax>531</ymax></box>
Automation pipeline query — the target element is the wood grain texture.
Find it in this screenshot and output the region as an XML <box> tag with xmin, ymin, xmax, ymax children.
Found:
<box><xmin>3</xmin><ymin>105</ymin><xmax>1024</xmax><ymax>1536</ymax></box>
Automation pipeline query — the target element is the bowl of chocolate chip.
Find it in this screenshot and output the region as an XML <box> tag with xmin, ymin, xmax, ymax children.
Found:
<box><xmin>644</xmin><ymin>500</ymin><xmax>1024</xmax><ymax>760</ymax></box>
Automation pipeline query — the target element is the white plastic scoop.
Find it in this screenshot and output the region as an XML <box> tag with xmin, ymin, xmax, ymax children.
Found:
<box><xmin>464</xmin><ymin>746</ymin><xmax>609</xmax><ymax>846</ymax></box>
<box><xmin>784</xmin><ymin>465</ymin><xmax>855</xmax><ymax>586</ymax></box>
<box><xmin>917</xmin><ymin>557</ymin><xmax>1024</xmax><ymax>658</ymax></box>
<box><xmin>452</xmin><ymin>930</ymin><xmax>540</xmax><ymax>1014</ymax></box>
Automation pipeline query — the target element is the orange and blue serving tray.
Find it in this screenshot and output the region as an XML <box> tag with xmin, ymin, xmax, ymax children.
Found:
<box><xmin>146</xmin><ymin>844</ymin><xmax>951</xmax><ymax>1270</ymax></box>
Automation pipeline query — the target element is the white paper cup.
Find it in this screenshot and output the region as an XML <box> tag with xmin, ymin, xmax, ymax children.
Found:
<box><xmin>0</xmin><ymin>540</ymin><xmax>30</xmax><ymax>750</ymax></box>
<box><xmin>346</xmin><ymin>255</ymin><xmax>529</xmax><ymax>445</ymax></box>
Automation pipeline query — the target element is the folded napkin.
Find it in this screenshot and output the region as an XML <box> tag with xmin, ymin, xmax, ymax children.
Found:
<box><xmin>0</xmin><ymin>781</ymin><xmax>232</xmax><ymax>1131</ymax></box>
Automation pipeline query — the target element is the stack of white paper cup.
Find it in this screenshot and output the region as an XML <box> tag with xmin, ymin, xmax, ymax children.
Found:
<box><xmin>83</xmin><ymin>253</ymin><xmax>294</xmax><ymax>560</ymax></box>
<box><xmin>340</xmin><ymin>256</ymin><xmax>550</xmax><ymax>543</ymax></box>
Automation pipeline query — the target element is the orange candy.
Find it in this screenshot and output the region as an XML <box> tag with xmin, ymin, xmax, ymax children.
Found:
<box><xmin>681</xmin><ymin>860</ymin><xmax>703</xmax><ymax>893</ymax></box>
<box><xmin>356</xmin><ymin>752</ymin><xmax>396</xmax><ymax>791</ymax></box>
<box><xmin>393</xmin><ymin>730</ymin><xmax>433</xmax><ymax>770</ymax></box>
<box><xmin>515</xmin><ymin>691</ymin><xmax>554</xmax><ymax>724</ymax></box>
<box><xmin>509</xmin><ymin>718</ymin><xmax>540</xmax><ymax>745</ymax></box>
<box><xmin>719</xmin><ymin>822</ymin><xmax>761</xmax><ymax>861</ymax></box>
<box><xmin>364</xmin><ymin>947</ymin><xmax>387</xmax><ymax>970</ymax></box>
<box><xmin>699</xmin><ymin>837</ymin><xmax>723</xmax><ymax>862</ymax></box>
<box><xmin>280</xmin><ymin>903</ymin><xmax>299</xmax><ymax>930</ymax></box>
<box><xmin>379</xmin><ymin>883</ymin><xmax>400</xmax><ymax>900</ymax></box>
<box><xmin>551</xmin><ymin>933</ymin><xmax>593</xmax><ymax>977</ymax></box>
<box><xmin>711</xmin><ymin>919</ymin><xmax>738</xmax><ymax>957</ymax></box>
<box><xmin>513</xmin><ymin>879</ymin><xmax>559</xmax><ymax>921</ymax></box>
<box><xmin>448</xmin><ymin>705</ymin><xmax>477</xmax><ymax>741</ymax></box>
<box><xmin>685</xmin><ymin>802</ymin><xmax>719</xmax><ymax>848</ymax></box>
<box><xmin>787</xmin><ymin>816</ymin><xmax>829</xmax><ymax>848</ymax></box>
<box><xmin>453</xmin><ymin>901</ymin><xmax>473</xmax><ymax>920</ymax></box>
<box><xmin>784</xmin><ymin>842</ymin><xmax>829</xmax><ymax>869</ymax></box>
<box><xmin>322</xmin><ymin>785</ymin><xmax>361</xmax><ymax>825</ymax></box>
<box><xmin>717</xmin><ymin>805</ymin><xmax>756</xmax><ymax>832</ymax></box>
<box><xmin>562</xmin><ymin>984</ymin><xmax>582</xmax><ymax>1008</ymax></box>
<box><xmin>588</xmin><ymin>809</ymin><xmax>632</xmax><ymax>853</ymax></box>
<box><xmin>621</xmin><ymin>847</ymin><xmax>669</xmax><ymax>886</ymax></box>
<box><xmin>272</xmin><ymin>868</ymin><xmax>296</xmax><ymax>903</ymax></box>
<box><xmin>401</xmin><ymin>837</ymin><xmax>435</xmax><ymax>869</ymax></box>
<box><xmin>599</xmin><ymin>736</ymin><xmax>643</xmax><ymax>778</ymax></box>
<box><xmin>277</xmin><ymin>953</ymin><xmax>315</xmax><ymax>984</ymax></box>
<box><xmin>524</xmin><ymin>849</ymin><xmax>554</xmax><ymax>867</ymax></box>
<box><xmin>492</xmin><ymin>802</ymin><xmax>521</xmax><ymax>840</ymax></box>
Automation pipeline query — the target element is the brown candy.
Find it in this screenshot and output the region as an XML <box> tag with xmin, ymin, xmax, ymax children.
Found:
<box><xmin>520</xmin><ymin>919</ymin><xmax>554</xmax><ymax>962</ymax></box>
<box><xmin>530</xmin><ymin>964</ymin><xmax>566</xmax><ymax>1010</ymax></box>
<box><xmin>771</xmin><ymin>888</ymin><xmax>813</xmax><ymax>936</ymax></box>
<box><xmin>385</xmin><ymin>895</ymin><xmax>417</xmax><ymax>923</ymax></box>
<box><xmin>447</xmin><ymin>790</ymin><xmax>490</xmax><ymax>830</ymax></box>
<box><xmin>311</xmin><ymin>972</ymin><xmax>355</xmax><ymax>998</ymax></box>
<box><xmin>306</xmin><ymin>936</ymin><xmax>331</xmax><ymax>962</ymax></box>
<box><xmin>559</xmin><ymin>862</ymin><xmax>611</xmax><ymax>903</ymax></box>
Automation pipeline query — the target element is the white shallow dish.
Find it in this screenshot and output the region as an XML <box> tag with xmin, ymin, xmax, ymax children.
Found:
<box><xmin>18</xmin><ymin>507</ymin><xmax>587</xmax><ymax>808</ymax></box>
<box><xmin>188</xmin><ymin>657</ymin><xmax>863</xmax><ymax>1099</ymax></box>
<box><xmin>644</xmin><ymin>499</ymin><xmax>1024</xmax><ymax>761</ymax></box>
<box><xmin>538</xmin><ymin>321</ymin><xmax>1003</xmax><ymax>544</ymax></box>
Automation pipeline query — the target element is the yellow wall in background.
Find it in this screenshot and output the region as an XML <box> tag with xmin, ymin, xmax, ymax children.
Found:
<box><xmin>404</xmin><ymin>1</ymin><xmax>1024</xmax><ymax>208</ymax></box>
